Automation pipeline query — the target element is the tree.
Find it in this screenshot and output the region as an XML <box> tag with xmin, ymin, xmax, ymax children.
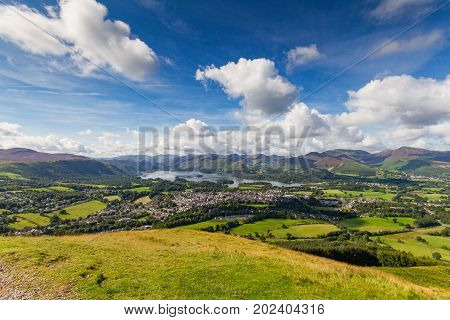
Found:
<box><xmin>50</xmin><ymin>215</ymin><xmax>62</xmax><ymax>225</ymax></box>
<box><xmin>59</xmin><ymin>209</ymin><xmax>68</xmax><ymax>215</ymax></box>
<box><xmin>432</xmin><ymin>252</ymin><xmax>442</xmax><ymax>260</ymax></box>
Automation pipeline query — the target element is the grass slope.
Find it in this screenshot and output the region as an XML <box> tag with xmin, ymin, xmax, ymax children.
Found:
<box><xmin>0</xmin><ymin>229</ymin><xmax>447</xmax><ymax>299</ymax></box>
<box><xmin>382</xmin><ymin>266</ymin><xmax>450</xmax><ymax>290</ymax></box>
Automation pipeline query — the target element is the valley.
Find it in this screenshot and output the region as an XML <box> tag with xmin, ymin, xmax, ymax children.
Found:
<box><xmin>0</xmin><ymin>147</ymin><xmax>449</xmax><ymax>299</ymax></box>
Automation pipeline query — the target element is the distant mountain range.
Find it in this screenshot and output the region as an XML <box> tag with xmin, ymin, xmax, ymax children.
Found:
<box><xmin>0</xmin><ymin>148</ymin><xmax>87</xmax><ymax>162</ymax></box>
<box><xmin>0</xmin><ymin>148</ymin><xmax>121</xmax><ymax>181</ymax></box>
<box><xmin>0</xmin><ymin>146</ymin><xmax>449</xmax><ymax>180</ymax></box>
<box><xmin>106</xmin><ymin>146</ymin><xmax>450</xmax><ymax>178</ymax></box>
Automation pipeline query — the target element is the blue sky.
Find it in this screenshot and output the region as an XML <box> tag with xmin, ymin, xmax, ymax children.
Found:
<box><xmin>0</xmin><ymin>0</ymin><xmax>449</xmax><ymax>155</ymax></box>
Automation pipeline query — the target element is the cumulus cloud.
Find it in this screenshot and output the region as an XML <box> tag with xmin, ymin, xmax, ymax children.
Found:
<box><xmin>286</xmin><ymin>44</ymin><xmax>321</xmax><ymax>72</ymax></box>
<box><xmin>0</xmin><ymin>122</ymin><xmax>21</xmax><ymax>136</ymax></box>
<box><xmin>339</xmin><ymin>74</ymin><xmax>450</xmax><ymax>127</ymax></box>
<box><xmin>0</xmin><ymin>122</ymin><xmax>89</xmax><ymax>153</ymax></box>
<box><xmin>139</xmin><ymin>110</ymin><xmax>369</xmax><ymax>156</ymax></box>
<box><xmin>376</xmin><ymin>30</ymin><xmax>444</xmax><ymax>56</ymax></box>
<box><xmin>369</xmin><ymin>0</ymin><xmax>435</xmax><ymax>21</ymax></box>
<box><xmin>196</xmin><ymin>58</ymin><xmax>298</xmax><ymax>115</ymax></box>
<box><xmin>0</xmin><ymin>0</ymin><xmax>158</xmax><ymax>81</ymax></box>
<box><xmin>194</xmin><ymin>57</ymin><xmax>449</xmax><ymax>154</ymax></box>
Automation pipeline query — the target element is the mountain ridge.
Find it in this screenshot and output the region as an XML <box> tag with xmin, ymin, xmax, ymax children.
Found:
<box><xmin>1</xmin><ymin>147</ymin><xmax>448</xmax><ymax>179</ymax></box>
<box><xmin>0</xmin><ymin>148</ymin><xmax>88</xmax><ymax>163</ymax></box>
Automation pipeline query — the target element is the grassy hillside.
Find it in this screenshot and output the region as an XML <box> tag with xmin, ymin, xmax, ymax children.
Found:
<box><xmin>334</xmin><ymin>159</ymin><xmax>377</xmax><ymax>177</ymax></box>
<box><xmin>0</xmin><ymin>229</ymin><xmax>448</xmax><ymax>299</ymax></box>
<box><xmin>0</xmin><ymin>160</ymin><xmax>124</xmax><ymax>181</ymax></box>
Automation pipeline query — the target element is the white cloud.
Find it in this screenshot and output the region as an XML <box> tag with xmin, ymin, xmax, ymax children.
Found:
<box><xmin>339</xmin><ymin>74</ymin><xmax>450</xmax><ymax>127</ymax></box>
<box><xmin>172</xmin><ymin>119</ymin><xmax>215</xmax><ymax>137</ymax></box>
<box><xmin>196</xmin><ymin>58</ymin><xmax>298</xmax><ymax>114</ymax></box>
<box><xmin>286</xmin><ymin>44</ymin><xmax>321</xmax><ymax>72</ymax></box>
<box><xmin>369</xmin><ymin>0</ymin><xmax>435</xmax><ymax>21</ymax></box>
<box><xmin>195</xmin><ymin>57</ymin><xmax>449</xmax><ymax>153</ymax></box>
<box><xmin>376</xmin><ymin>30</ymin><xmax>444</xmax><ymax>56</ymax></box>
<box><xmin>0</xmin><ymin>0</ymin><xmax>158</xmax><ymax>81</ymax></box>
<box><xmin>0</xmin><ymin>122</ymin><xmax>21</xmax><ymax>136</ymax></box>
<box><xmin>0</xmin><ymin>122</ymin><xmax>89</xmax><ymax>153</ymax></box>
<box><xmin>360</xmin><ymin>122</ymin><xmax>450</xmax><ymax>151</ymax></box>
<box><xmin>78</xmin><ymin>129</ymin><xmax>93</xmax><ymax>136</ymax></box>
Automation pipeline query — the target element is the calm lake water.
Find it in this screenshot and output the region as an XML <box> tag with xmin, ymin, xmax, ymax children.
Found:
<box><xmin>141</xmin><ymin>171</ymin><xmax>303</xmax><ymax>188</ymax></box>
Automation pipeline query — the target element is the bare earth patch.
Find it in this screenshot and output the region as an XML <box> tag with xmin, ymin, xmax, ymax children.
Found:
<box><xmin>0</xmin><ymin>263</ymin><xmax>70</xmax><ymax>300</ymax></box>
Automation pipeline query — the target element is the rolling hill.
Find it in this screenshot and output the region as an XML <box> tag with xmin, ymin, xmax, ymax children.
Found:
<box><xmin>107</xmin><ymin>146</ymin><xmax>449</xmax><ymax>178</ymax></box>
<box><xmin>0</xmin><ymin>229</ymin><xmax>448</xmax><ymax>299</ymax></box>
<box><xmin>0</xmin><ymin>148</ymin><xmax>124</xmax><ymax>181</ymax></box>
<box><xmin>0</xmin><ymin>148</ymin><xmax>87</xmax><ymax>163</ymax></box>
<box><xmin>1</xmin><ymin>147</ymin><xmax>448</xmax><ymax>180</ymax></box>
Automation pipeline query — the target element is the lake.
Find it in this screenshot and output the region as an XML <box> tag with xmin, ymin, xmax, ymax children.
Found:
<box><xmin>141</xmin><ymin>171</ymin><xmax>303</xmax><ymax>188</ymax></box>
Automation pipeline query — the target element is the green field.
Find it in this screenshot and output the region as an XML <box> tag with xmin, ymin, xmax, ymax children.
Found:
<box><xmin>415</xmin><ymin>193</ymin><xmax>448</xmax><ymax>202</ymax></box>
<box><xmin>48</xmin><ymin>186</ymin><xmax>75</xmax><ymax>192</ymax></box>
<box><xmin>53</xmin><ymin>200</ymin><xmax>107</xmax><ymax>220</ymax></box>
<box><xmin>25</xmin><ymin>186</ymin><xmax>75</xmax><ymax>192</ymax></box>
<box><xmin>177</xmin><ymin>219</ymin><xmax>233</xmax><ymax>230</ymax></box>
<box><xmin>9</xmin><ymin>213</ymin><xmax>51</xmax><ymax>230</ymax></box>
<box><xmin>375</xmin><ymin>227</ymin><xmax>450</xmax><ymax>261</ymax></box>
<box><xmin>323</xmin><ymin>189</ymin><xmax>347</xmax><ymax>197</ymax></box>
<box><xmin>104</xmin><ymin>195</ymin><xmax>120</xmax><ymax>201</ymax></box>
<box><xmin>339</xmin><ymin>217</ymin><xmax>415</xmax><ymax>232</ymax></box>
<box><xmin>0</xmin><ymin>171</ymin><xmax>25</xmax><ymax>180</ymax></box>
<box><xmin>271</xmin><ymin>224</ymin><xmax>340</xmax><ymax>239</ymax></box>
<box><xmin>130</xmin><ymin>187</ymin><xmax>152</xmax><ymax>192</ymax></box>
<box><xmin>230</xmin><ymin>219</ymin><xmax>319</xmax><ymax>236</ymax></box>
<box><xmin>0</xmin><ymin>229</ymin><xmax>447</xmax><ymax>299</ymax></box>
<box><xmin>322</xmin><ymin>189</ymin><xmax>395</xmax><ymax>200</ymax></box>
<box><xmin>343</xmin><ymin>190</ymin><xmax>395</xmax><ymax>200</ymax></box>
<box><xmin>80</xmin><ymin>184</ymin><xmax>109</xmax><ymax>188</ymax></box>
<box><xmin>421</xmin><ymin>187</ymin><xmax>443</xmax><ymax>192</ymax></box>
<box><xmin>134</xmin><ymin>196</ymin><xmax>151</xmax><ymax>204</ymax></box>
